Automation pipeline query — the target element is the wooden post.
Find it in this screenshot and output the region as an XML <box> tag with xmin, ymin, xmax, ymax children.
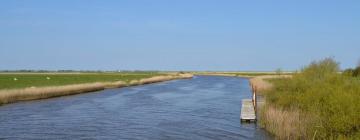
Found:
<box><xmin>253</xmin><ymin>86</ymin><xmax>256</xmax><ymax>110</ymax></box>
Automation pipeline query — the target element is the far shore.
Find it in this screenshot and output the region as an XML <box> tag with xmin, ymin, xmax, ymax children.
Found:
<box><xmin>195</xmin><ymin>73</ymin><xmax>291</xmax><ymax>91</ymax></box>
<box><xmin>0</xmin><ymin>73</ymin><xmax>193</xmax><ymax>105</ymax></box>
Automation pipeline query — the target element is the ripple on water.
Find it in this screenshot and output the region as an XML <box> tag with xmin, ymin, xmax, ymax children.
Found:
<box><xmin>0</xmin><ymin>76</ymin><xmax>272</xmax><ymax>140</ymax></box>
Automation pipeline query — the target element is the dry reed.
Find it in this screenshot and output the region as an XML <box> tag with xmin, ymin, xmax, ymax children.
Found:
<box><xmin>261</xmin><ymin>106</ymin><xmax>312</xmax><ymax>139</ymax></box>
<box><xmin>0</xmin><ymin>83</ymin><xmax>106</xmax><ymax>104</ymax></box>
<box><xmin>249</xmin><ymin>75</ymin><xmax>291</xmax><ymax>92</ymax></box>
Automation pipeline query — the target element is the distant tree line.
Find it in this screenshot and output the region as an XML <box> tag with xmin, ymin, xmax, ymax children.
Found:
<box><xmin>343</xmin><ymin>60</ymin><xmax>360</xmax><ymax>77</ymax></box>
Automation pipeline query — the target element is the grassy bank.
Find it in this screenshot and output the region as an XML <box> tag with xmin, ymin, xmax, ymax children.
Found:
<box><xmin>0</xmin><ymin>72</ymin><xmax>160</xmax><ymax>90</ymax></box>
<box><xmin>259</xmin><ymin>58</ymin><xmax>360</xmax><ymax>139</ymax></box>
<box><xmin>0</xmin><ymin>72</ymin><xmax>193</xmax><ymax>105</ymax></box>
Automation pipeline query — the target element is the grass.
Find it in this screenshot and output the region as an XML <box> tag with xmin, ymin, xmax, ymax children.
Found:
<box><xmin>261</xmin><ymin>58</ymin><xmax>360</xmax><ymax>139</ymax></box>
<box><xmin>0</xmin><ymin>72</ymin><xmax>161</xmax><ymax>90</ymax></box>
<box><xmin>0</xmin><ymin>73</ymin><xmax>193</xmax><ymax>105</ymax></box>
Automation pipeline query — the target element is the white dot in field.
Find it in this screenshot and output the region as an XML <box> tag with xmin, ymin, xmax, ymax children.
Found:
<box><xmin>14</xmin><ymin>78</ymin><xmax>18</xmax><ymax>81</ymax></box>
<box><xmin>46</xmin><ymin>77</ymin><xmax>51</xmax><ymax>80</ymax></box>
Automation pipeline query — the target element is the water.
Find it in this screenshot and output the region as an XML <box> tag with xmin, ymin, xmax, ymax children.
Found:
<box><xmin>0</xmin><ymin>76</ymin><xmax>272</xmax><ymax>140</ymax></box>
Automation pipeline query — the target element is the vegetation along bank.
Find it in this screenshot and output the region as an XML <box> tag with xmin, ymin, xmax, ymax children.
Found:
<box><xmin>257</xmin><ymin>58</ymin><xmax>360</xmax><ymax>139</ymax></box>
<box><xmin>0</xmin><ymin>72</ymin><xmax>193</xmax><ymax>105</ymax></box>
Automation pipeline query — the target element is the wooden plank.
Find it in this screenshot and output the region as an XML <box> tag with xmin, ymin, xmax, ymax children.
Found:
<box><xmin>240</xmin><ymin>99</ymin><xmax>256</xmax><ymax>122</ymax></box>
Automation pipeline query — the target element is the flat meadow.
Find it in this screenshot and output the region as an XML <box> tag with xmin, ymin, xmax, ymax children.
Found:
<box><xmin>0</xmin><ymin>72</ymin><xmax>161</xmax><ymax>90</ymax></box>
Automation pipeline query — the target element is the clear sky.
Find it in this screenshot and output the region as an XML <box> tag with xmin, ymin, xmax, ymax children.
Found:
<box><xmin>0</xmin><ymin>0</ymin><xmax>359</xmax><ymax>71</ymax></box>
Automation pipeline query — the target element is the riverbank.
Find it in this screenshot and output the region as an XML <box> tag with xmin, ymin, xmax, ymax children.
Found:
<box><xmin>0</xmin><ymin>73</ymin><xmax>193</xmax><ymax>105</ymax></box>
<box><xmin>249</xmin><ymin>75</ymin><xmax>291</xmax><ymax>93</ymax></box>
<box><xmin>197</xmin><ymin>73</ymin><xmax>295</xmax><ymax>139</ymax></box>
<box><xmin>259</xmin><ymin>58</ymin><xmax>360</xmax><ymax>139</ymax></box>
<box><xmin>199</xmin><ymin>68</ymin><xmax>360</xmax><ymax>139</ymax></box>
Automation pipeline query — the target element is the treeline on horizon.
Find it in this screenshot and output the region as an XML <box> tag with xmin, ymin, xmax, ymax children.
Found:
<box><xmin>343</xmin><ymin>64</ymin><xmax>360</xmax><ymax>77</ymax></box>
<box><xmin>2</xmin><ymin>63</ymin><xmax>359</xmax><ymax>74</ymax></box>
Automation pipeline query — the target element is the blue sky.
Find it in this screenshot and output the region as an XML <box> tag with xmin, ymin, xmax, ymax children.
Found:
<box><xmin>0</xmin><ymin>0</ymin><xmax>359</xmax><ymax>71</ymax></box>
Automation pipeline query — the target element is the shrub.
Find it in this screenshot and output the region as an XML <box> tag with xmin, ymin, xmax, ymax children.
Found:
<box><xmin>343</xmin><ymin>68</ymin><xmax>354</xmax><ymax>77</ymax></box>
<box><xmin>343</xmin><ymin>67</ymin><xmax>360</xmax><ymax>77</ymax></box>
<box><xmin>354</xmin><ymin>66</ymin><xmax>360</xmax><ymax>77</ymax></box>
<box><xmin>264</xmin><ymin>58</ymin><xmax>360</xmax><ymax>139</ymax></box>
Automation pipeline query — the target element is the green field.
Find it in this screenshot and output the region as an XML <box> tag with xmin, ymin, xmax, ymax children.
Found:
<box><xmin>0</xmin><ymin>72</ymin><xmax>162</xmax><ymax>90</ymax></box>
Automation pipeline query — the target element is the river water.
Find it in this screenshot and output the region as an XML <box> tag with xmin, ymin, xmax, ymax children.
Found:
<box><xmin>0</xmin><ymin>76</ymin><xmax>272</xmax><ymax>140</ymax></box>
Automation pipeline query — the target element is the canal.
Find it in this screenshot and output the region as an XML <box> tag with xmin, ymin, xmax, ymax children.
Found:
<box><xmin>0</xmin><ymin>76</ymin><xmax>272</xmax><ymax>139</ymax></box>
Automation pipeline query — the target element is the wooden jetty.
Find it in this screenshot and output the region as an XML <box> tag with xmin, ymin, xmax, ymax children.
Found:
<box><xmin>240</xmin><ymin>99</ymin><xmax>256</xmax><ymax>122</ymax></box>
<box><xmin>240</xmin><ymin>85</ymin><xmax>257</xmax><ymax>122</ymax></box>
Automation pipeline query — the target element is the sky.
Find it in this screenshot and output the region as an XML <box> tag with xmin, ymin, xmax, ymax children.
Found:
<box><xmin>0</xmin><ymin>0</ymin><xmax>359</xmax><ymax>71</ymax></box>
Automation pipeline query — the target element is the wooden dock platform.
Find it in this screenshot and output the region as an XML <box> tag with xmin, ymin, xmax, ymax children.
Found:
<box><xmin>240</xmin><ymin>99</ymin><xmax>256</xmax><ymax>122</ymax></box>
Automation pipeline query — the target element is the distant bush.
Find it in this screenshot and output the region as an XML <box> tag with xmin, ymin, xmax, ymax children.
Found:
<box><xmin>343</xmin><ymin>67</ymin><xmax>360</xmax><ymax>77</ymax></box>
<box><xmin>264</xmin><ymin>58</ymin><xmax>360</xmax><ymax>139</ymax></box>
<box><xmin>343</xmin><ymin>68</ymin><xmax>354</xmax><ymax>76</ymax></box>
<box><xmin>354</xmin><ymin>67</ymin><xmax>360</xmax><ymax>77</ymax></box>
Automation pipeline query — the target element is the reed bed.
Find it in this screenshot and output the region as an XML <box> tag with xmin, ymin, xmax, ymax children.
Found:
<box><xmin>261</xmin><ymin>106</ymin><xmax>313</xmax><ymax>139</ymax></box>
<box><xmin>0</xmin><ymin>83</ymin><xmax>106</xmax><ymax>104</ymax></box>
<box><xmin>249</xmin><ymin>75</ymin><xmax>291</xmax><ymax>93</ymax></box>
<box><xmin>128</xmin><ymin>74</ymin><xmax>193</xmax><ymax>86</ymax></box>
